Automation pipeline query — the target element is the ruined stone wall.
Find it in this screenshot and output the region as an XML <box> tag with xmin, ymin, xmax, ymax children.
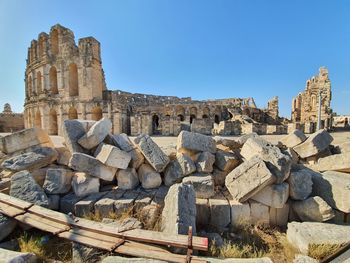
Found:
<box><xmin>0</xmin><ymin>104</ymin><xmax>24</xmax><ymax>132</ymax></box>
<box><xmin>291</xmin><ymin>67</ymin><xmax>332</xmax><ymax>131</ymax></box>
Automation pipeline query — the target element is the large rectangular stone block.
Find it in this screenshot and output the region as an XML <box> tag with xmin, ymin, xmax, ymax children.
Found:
<box><xmin>78</xmin><ymin>117</ymin><xmax>112</xmax><ymax>150</ymax></box>
<box><xmin>209</xmin><ymin>196</ymin><xmax>231</xmax><ymax>230</ymax></box>
<box><xmin>74</xmin><ymin>192</ymin><xmax>108</xmax><ymax>217</ymax></box>
<box><xmin>196</xmin><ymin>198</ymin><xmax>209</xmax><ymax>227</ymax></box>
<box><xmin>251</xmin><ymin>182</ymin><xmax>289</xmax><ymax>208</ymax></box>
<box><xmin>229</xmin><ymin>200</ymin><xmax>251</xmax><ymax>226</ymax></box>
<box><xmin>62</xmin><ymin>120</ymin><xmax>95</xmax><ymax>154</ymax></box>
<box><xmin>225</xmin><ymin>155</ymin><xmax>275</xmax><ymax>202</ymax></box>
<box><xmin>280</xmin><ymin>129</ymin><xmax>307</xmax><ymax>148</ymax></box>
<box><xmin>269</xmin><ymin>203</ymin><xmax>289</xmax><ymax>227</ymax></box>
<box><xmin>309</xmin><ymin>152</ymin><xmax>350</xmax><ymax>173</ymax></box>
<box><xmin>249</xmin><ymin>200</ymin><xmax>270</xmax><ymax>225</ymax></box>
<box><xmin>95</xmin><ymin>144</ymin><xmax>131</xmax><ymax>169</ymax></box>
<box><xmin>177</xmin><ymin>130</ymin><xmax>216</xmax><ymax>154</ymax></box>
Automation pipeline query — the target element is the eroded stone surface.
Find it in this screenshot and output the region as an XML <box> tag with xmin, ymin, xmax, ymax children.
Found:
<box><xmin>177</xmin><ymin>131</ymin><xmax>216</xmax><ymax>154</ymax></box>
<box><xmin>78</xmin><ymin>117</ymin><xmax>112</xmax><ymax>150</ymax></box>
<box><xmin>182</xmin><ymin>174</ymin><xmax>215</xmax><ymax>199</ymax></box>
<box><xmin>71</xmin><ymin>172</ymin><xmax>100</xmax><ymax>197</ymax></box>
<box><xmin>292</xmin><ymin>196</ymin><xmax>334</xmax><ymax>222</ymax></box>
<box><xmin>43</xmin><ymin>168</ymin><xmax>73</xmax><ymax>194</ymax></box>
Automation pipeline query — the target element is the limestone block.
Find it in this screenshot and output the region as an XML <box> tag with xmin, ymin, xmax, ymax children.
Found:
<box><xmin>280</xmin><ymin>129</ymin><xmax>307</xmax><ymax>148</ymax></box>
<box><xmin>69</xmin><ymin>153</ymin><xmax>117</xmax><ymax>181</ymax></box>
<box><xmin>215</xmin><ymin>150</ymin><xmax>240</xmax><ymax>172</ymax></box>
<box><xmin>177</xmin><ymin>130</ymin><xmax>216</xmax><ymax>154</ymax></box>
<box><xmin>114</xmin><ymin>196</ymin><xmax>136</xmax><ymax>214</ymax></box>
<box><xmin>0</xmin><ymin>248</ymin><xmax>37</xmax><ymax>263</ymax></box>
<box><xmin>214</xmin><ymin>136</ymin><xmax>242</xmax><ymax>150</ymax></box>
<box><xmin>0</xmin><ymin>127</ymin><xmax>53</xmax><ymax>154</ymax></box>
<box><xmin>288</xmin><ymin>167</ymin><xmax>313</xmax><ymax>200</ymax></box>
<box><xmin>251</xmin><ymin>183</ymin><xmax>289</xmax><ymax>208</ymax></box>
<box><xmin>196</xmin><ymin>198</ymin><xmax>210</xmax><ymax>227</ymax></box>
<box><xmin>293</xmin><ymin>255</ymin><xmax>318</xmax><ymax>263</ymax></box>
<box><xmin>72</xmin><ymin>172</ymin><xmax>100</xmax><ymax>197</ymax></box>
<box><xmin>293</xmin><ymin>129</ymin><xmax>333</xmax><ymax>158</ymax></box>
<box><xmin>230</xmin><ymin>200</ymin><xmax>251</xmax><ymax>226</ymax></box>
<box><xmin>312</xmin><ymin>170</ymin><xmax>350</xmax><ymax>213</ymax></box>
<box><xmin>60</xmin><ymin>192</ymin><xmax>85</xmax><ymax>214</ymax></box>
<box><xmin>55</xmin><ymin>146</ymin><xmax>71</xmax><ymax>166</ymax></box>
<box><xmin>286</xmin><ymin>221</ymin><xmax>350</xmax><ymax>254</ymax></box>
<box><xmin>137</xmin><ymin>164</ymin><xmax>162</xmax><ymax>189</ymax></box>
<box><xmin>48</xmin><ymin>194</ymin><xmax>60</xmax><ymax>210</ymax></box>
<box><xmin>182</xmin><ymin>174</ymin><xmax>215</xmax><ymax>199</ymax></box>
<box><xmin>195</xmin><ymin>151</ymin><xmax>215</xmax><ymax>173</ymax></box>
<box><xmin>337</xmin><ymin>141</ymin><xmax>350</xmax><ymax>154</ymax></box>
<box><xmin>212</xmin><ymin>168</ymin><xmax>227</xmax><ymax>187</ymax></box>
<box><xmin>140</xmin><ymin>204</ymin><xmax>161</xmax><ymax>229</ymax></box>
<box><xmin>31</xmin><ymin>166</ymin><xmax>54</xmax><ymax>187</ymax></box>
<box><xmin>225</xmin><ymin>155</ymin><xmax>275</xmax><ymax>202</ymax></box>
<box><xmin>161</xmin><ymin>183</ymin><xmax>197</xmax><ymax>235</ymax></box>
<box><xmin>62</xmin><ymin>119</ymin><xmax>94</xmax><ymax>154</ymax></box>
<box><xmin>163</xmin><ymin>160</ymin><xmax>184</xmax><ymax>186</ymax></box>
<box><xmin>74</xmin><ymin>192</ymin><xmax>108</xmax><ymax>217</ymax></box>
<box><xmin>176</xmin><ymin>152</ymin><xmax>196</xmax><ymax>176</ymax></box>
<box><xmin>249</xmin><ymin>200</ymin><xmax>270</xmax><ymax>225</ymax></box>
<box><xmin>78</xmin><ymin>117</ymin><xmax>112</xmax><ymax>150</ymax></box>
<box><xmin>94</xmin><ymin>189</ymin><xmax>125</xmax><ymax>217</ymax></box>
<box><xmin>209</xmin><ymin>198</ymin><xmax>231</xmax><ymax>230</ymax></box>
<box><xmin>151</xmin><ymin>185</ymin><xmax>169</xmax><ymax>206</ymax></box>
<box><xmin>309</xmin><ymin>152</ymin><xmax>350</xmax><ymax>173</ymax></box>
<box><xmin>134</xmin><ymin>134</ymin><xmax>169</xmax><ymax>172</ymax></box>
<box><xmin>292</xmin><ymin>196</ymin><xmax>334</xmax><ymax>222</ymax></box>
<box><xmin>1</xmin><ymin>147</ymin><xmax>58</xmax><ymax>172</ymax></box>
<box><xmin>116</xmin><ymin>168</ymin><xmax>139</xmax><ymax>190</ymax></box>
<box><xmin>269</xmin><ymin>203</ymin><xmax>289</xmax><ymax>227</ymax></box>
<box><xmin>0</xmin><ymin>214</ymin><xmax>17</xmax><ymax>242</ymax></box>
<box><xmin>112</xmin><ymin>133</ymin><xmax>144</xmax><ymax>169</ymax></box>
<box><xmin>10</xmin><ymin>170</ymin><xmax>49</xmax><ymax>207</ymax></box>
<box><xmin>43</xmin><ymin>168</ymin><xmax>73</xmax><ymax>194</ymax></box>
<box><xmin>240</xmin><ymin>137</ymin><xmax>291</xmax><ymax>183</ymax></box>
<box><xmin>96</xmin><ymin>144</ymin><xmax>131</xmax><ymax>169</ymax></box>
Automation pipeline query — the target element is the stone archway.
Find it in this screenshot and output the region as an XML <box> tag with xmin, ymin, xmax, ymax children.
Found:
<box><xmin>69</xmin><ymin>63</ymin><xmax>79</xmax><ymax>96</ymax></box>
<box><xmin>48</xmin><ymin>109</ymin><xmax>58</xmax><ymax>135</ymax></box>
<box><xmin>49</xmin><ymin>66</ymin><xmax>58</xmax><ymax>94</ymax></box>
<box><xmin>68</xmin><ymin>107</ymin><xmax>78</xmax><ymax>120</ymax></box>
<box><xmin>152</xmin><ymin>114</ymin><xmax>160</xmax><ymax>135</ymax></box>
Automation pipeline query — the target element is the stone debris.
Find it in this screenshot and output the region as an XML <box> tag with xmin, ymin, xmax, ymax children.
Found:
<box><xmin>251</xmin><ymin>182</ymin><xmax>289</xmax><ymax>208</ymax></box>
<box><xmin>176</xmin><ymin>152</ymin><xmax>196</xmax><ymax>176</ymax></box>
<box><xmin>137</xmin><ymin>164</ymin><xmax>162</xmax><ymax>189</ymax></box>
<box><xmin>78</xmin><ymin>117</ymin><xmax>112</xmax><ymax>150</ymax></box>
<box><xmin>288</xmin><ymin>167</ymin><xmax>314</xmax><ymax>200</ymax></box>
<box><xmin>182</xmin><ymin>174</ymin><xmax>215</xmax><ymax>199</ymax></box>
<box><xmin>0</xmin><ymin>214</ymin><xmax>17</xmax><ymax>242</ymax></box>
<box><xmin>287</xmin><ymin>221</ymin><xmax>350</xmax><ymax>254</ymax></box>
<box><xmin>43</xmin><ymin>168</ymin><xmax>73</xmax><ymax>194</ymax></box>
<box><xmin>195</xmin><ymin>151</ymin><xmax>215</xmax><ymax>173</ymax></box>
<box><xmin>95</xmin><ymin>144</ymin><xmax>131</xmax><ymax>169</ymax></box>
<box><xmin>280</xmin><ymin>129</ymin><xmax>307</xmax><ymax>148</ymax></box>
<box><xmin>134</xmin><ymin>134</ymin><xmax>170</xmax><ymax>172</ymax></box>
<box><xmin>215</xmin><ymin>149</ymin><xmax>240</xmax><ymax>172</ymax></box>
<box><xmin>71</xmin><ymin>172</ymin><xmax>100</xmax><ymax>197</ymax></box>
<box><xmin>0</xmin><ymin>248</ymin><xmax>37</xmax><ymax>263</ymax></box>
<box><xmin>116</xmin><ymin>168</ymin><xmax>139</xmax><ymax>190</ymax></box>
<box><xmin>292</xmin><ymin>196</ymin><xmax>334</xmax><ymax>222</ymax></box>
<box><xmin>309</xmin><ymin>152</ymin><xmax>350</xmax><ymax>173</ymax></box>
<box><xmin>163</xmin><ymin>160</ymin><xmax>184</xmax><ymax>186</ymax></box>
<box><xmin>293</xmin><ymin>129</ymin><xmax>333</xmax><ymax>158</ymax></box>
<box><xmin>113</xmin><ymin>133</ymin><xmax>144</xmax><ymax>169</ymax></box>
<box><xmin>177</xmin><ymin>130</ymin><xmax>216</xmax><ymax>154</ymax></box>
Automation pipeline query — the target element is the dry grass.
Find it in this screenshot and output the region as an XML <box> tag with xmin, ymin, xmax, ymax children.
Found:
<box><xmin>308</xmin><ymin>243</ymin><xmax>345</xmax><ymax>261</ymax></box>
<box><xmin>210</xmin><ymin>240</ymin><xmax>266</xmax><ymax>258</ymax></box>
<box><xmin>81</xmin><ymin>210</ymin><xmax>103</xmax><ymax>222</ymax></box>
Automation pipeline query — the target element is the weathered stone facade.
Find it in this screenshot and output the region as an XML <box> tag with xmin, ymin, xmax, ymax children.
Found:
<box><xmin>291</xmin><ymin>67</ymin><xmax>332</xmax><ymax>133</ymax></box>
<box><xmin>0</xmin><ymin>104</ymin><xmax>24</xmax><ymax>132</ymax></box>
<box><xmin>24</xmin><ymin>25</ymin><xmax>283</xmax><ymax>136</ymax></box>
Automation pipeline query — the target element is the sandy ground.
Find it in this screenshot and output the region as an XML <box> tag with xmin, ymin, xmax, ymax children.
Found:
<box><xmin>3</xmin><ymin>131</ymin><xmax>348</xmax><ymax>156</ymax></box>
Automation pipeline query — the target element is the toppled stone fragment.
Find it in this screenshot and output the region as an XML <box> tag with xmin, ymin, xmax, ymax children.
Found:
<box><xmin>62</xmin><ymin>119</ymin><xmax>95</xmax><ymax>153</ymax></box>
<box><xmin>280</xmin><ymin>129</ymin><xmax>307</xmax><ymax>148</ymax></box>
<box><xmin>309</xmin><ymin>152</ymin><xmax>350</xmax><ymax>173</ymax></box>
<box><xmin>288</xmin><ymin>167</ymin><xmax>313</xmax><ymax>200</ymax></box>
<box><xmin>10</xmin><ymin>170</ymin><xmax>49</xmax><ymax>207</ymax></box>
<box><xmin>134</xmin><ymin>134</ymin><xmax>169</xmax><ymax>172</ymax></box>
<box><xmin>161</xmin><ymin>183</ymin><xmax>196</xmax><ymax>235</ymax></box>
<box><xmin>113</xmin><ymin>133</ymin><xmax>144</xmax><ymax>169</ymax></box>
<box><xmin>0</xmin><ymin>214</ymin><xmax>17</xmax><ymax>242</ymax></box>
<box><xmin>177</xmin><ymin>130</ymin><xmax>216</xmax><ymax>154</ymax></box>
<box><xmin>183</xmin><ymin>174</ymin><xmax>215</xmax><ymax>199</ymax></box>
<box><xmin>137</xmin><ymin>164</ymin><xmax>162</xmax><ymax>189</ymax></box>
<box><xmin>312</xmin><ymin>170</ymin><xmax>350</xmax><ymax>213</ymax></box>
<box><xmin>0</xmin><ymin>248</ymin><xmax>37</xmax><ymax>263</ymax></box>
<box><xmin>195</xmin><ymin>151</ymin><xmax>215</xmax><ymax>173</ymax></box>
<box><xmin>176</xmin><ymin>152</ymin><xmax>196</xmax><ymax>176</ymax></box>
<box><xmin>55</xmin><ymin>146</ymin><xmax>72</xmax><ymax>166</ymax></box>
<box><xmin>0</xmin><ymin>127</ymin><xmax>53</xmax><ymax>154</ymax></box>
<box><xmin>293</xmin><ymin>129</ymin><xmax>333</xmax><ymax>158</ymax></box>
<box><xmin>95</xmin><ymin>144</ymin><xmax>131</xmax><ymax>169</ymax></box>
<box><xmin>225</xmin><ymin>155</ymin><xmax>275</xmax><ymax>202</ymax></box>
<box><xmin>249</xmin><ymin>200</ymin><xmax>270</xmax><ymax>225</ymax></box>
<box><xmin>69</xmin><ymin>153</ymin><xmax>117</xmax><ymax>181</ymax></box>
<box><xmin>163</xmin><ymin>160</ymin><xmax>184</xmax><ymax>186</ymax></box>
<box><xmin>287</xmin><ymin>221</ymin><xmax>350</xmax><ymax>254</ymax></box>
<box><xmin>116</xmin><ymin>168</ymin><xmax>139</xmax><ymax>190</ymax></box>
<box><xmin>251</xmin><ymin>182</ymin><xmax>289</xmax><ymax>208</ymax></box>
<box><xmin>72</xmin><ymin>172</ymin><xmax>100</xmax><ymax>197</ymax></box>
<box><xmin>43</xmin><ymin>168</ymin><xmax>73</xmax><ymax>194</ymax></box>
<box><xmin>215</xmin><ymin>150</ymin><xmax>240</xmax><ymax>172</ymax></box>
<box><xmin>1</xmin><ymin>147</ymin><xmax>58</xmax><ymax>172</ymax></box>
<box><xmin>292</xmin><ymin>196</ymin><xmax>334</xmax><ymax>222</ymax></box>
<box><xmin>78</xmin><ymin>117</ymin><xmax>112</xmax><ymax>150</ymax></box>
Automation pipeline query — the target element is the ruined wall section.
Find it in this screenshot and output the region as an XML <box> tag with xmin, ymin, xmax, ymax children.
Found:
<box><xmin>0</xmin><ymin>104</ymin><xmax>24</xmax><ymax>132</ymax></box>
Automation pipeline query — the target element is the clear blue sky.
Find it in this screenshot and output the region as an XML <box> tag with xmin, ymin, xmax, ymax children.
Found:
<box><xmin>1</xmin><ymin>0</ymin><xmax>350</xmax><ymax>117</ymax></box>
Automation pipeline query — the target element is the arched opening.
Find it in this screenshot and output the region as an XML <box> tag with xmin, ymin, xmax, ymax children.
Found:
<box><xmin>69</xmin><ymin>63</ymin><xmax>79</xmax><ymax>96</ymax></box>
<box><xmin>91</xmin><ymin>107</ymin><xmax>102</xmax><ymax>121</ymax></box>
<box><xmin>48</xmin><ymin>109</ymin><xmax>58</xmax><ymax>135</ymax></box>
<box><xmin>36</xmin><ymin>71</ymin><xmax>42</xmax><ymax>94</ymax></box>
<box><xmin>202</xmin><ymin>114</ymin><xmax>208</xmax><ymax>119</ymax></box>
<box><xmin>190</xmin><ymin>114</ymin><xmax>196</xmax><ymax>124</ymax></box>
<box><xmin>177</xmin><ymin>114</ymin><xmax>184</xmax><ymax>121</ymax></box>
<box><xmin>214</xmin><ymin>115</ymin><xmax>220</xmax><ymax>124</ymax></box>
<box><xmin>165</xmin><ymin>114</ymin><xmax>171</xmax><ymax>120</ymax></box>
<box><xmin>152</xmin><ymin>115</ymin><xmax>160</xmax><ymax>135</ymax></box>
<box><xmin>68</xmin><ymin>107</ymin><xmax>78</xmax><ymax>120</ymax></box>
<box><xmin>51</xmin><ymin>29</ymin><xmax>59</xmax><ymax>55</ymax></box>
<box><xmin>176</xmin><ymin>105</ymin><xmax>185</xmax><ymax>117</ymax></box>
<box><xmin>49</xmin><ymin>66</ymin><xmax>58</xmax><ymax>94</ymax></box>
<box><xmin>34</xmin><ymin>111</ymin><xmax>42</xmax><ymax>128</ymax></box>
<box><xmin>202</xmin><ymin>107</ymin><xmax>210</xmax><ymax>117</ymax></box>
<box><xmin>28</xmin><ymin>76</ymin><xmax>32</xmax><ymax>97</ymax></box>
<box><xmin>311</xmin><ymin>95</ymin><xmax>316</xmax><ymax>110</ymax></box>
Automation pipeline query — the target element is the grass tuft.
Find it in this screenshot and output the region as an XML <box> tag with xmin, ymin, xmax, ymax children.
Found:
<box><xmin>308</xmin><ymin>243</ymin><xmax>345</xmax><ymax>261</ymax></box>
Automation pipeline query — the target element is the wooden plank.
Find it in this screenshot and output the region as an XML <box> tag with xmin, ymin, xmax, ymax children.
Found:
<box><xmin>0</xmin><ymin>201</ymin><xmax>25</xmax><ymax>217</ymax></box>
<box><xmin>70</xmin><ymin>228</ymin><xmax>125</xmax><ymax>245</ymax></box>
<box><xmin>0</xmin><ymin>193</ymin><xmax>33</xmax><ymax>210</ymax></box>
<box><xmin>115</xmin><ymin>241</ymin><xmax>207</xmax><ymax>263</ymax></box>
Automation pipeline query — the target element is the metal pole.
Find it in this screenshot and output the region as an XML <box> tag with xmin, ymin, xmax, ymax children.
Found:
<box><xmin>317</xmin><ymin>90</ymin><xmax>322</xmax><ymax>130</ymax></box>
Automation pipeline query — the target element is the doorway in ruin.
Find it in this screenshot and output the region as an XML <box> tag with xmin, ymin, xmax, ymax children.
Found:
<box><xmin>345</xmin><ymin>118</ymin><xmax>349</xmax><ymax>127</ymax></box>
<box><xmin>69</xmin><ymin>63</ymin><xmax>79</xmax><ymax>96</ymax></box>
<box><xmin>34</xmin><ymin>111</ymin><xmax>42</xmax><ymax>128</ymax></box>
<box><xmin>214</xmin><ymin>115</ymin><xmax>220</xmax><ymax>124</ymax></box>
<box><xmin>48</xmin><ymin>109</ymin><xmax>58</xmax><ymax>135</ymax></box>
<box><xmin>152</xmin><ymin>114</ymin><xmax>160</xmax><ymax>135</ymax></box>
<box><xmin>91</xmin><ymin>107</ymin><xmax>102</xmax><ymax>121</ymax></box>
<box><xmin>177</xmin><ymin>114</ymin><xmax>185</xmax><ymax>121</ymax></box>
<box><xmin>190</xmin><ymin>114</ymin><xmax>196</xmax><ymax>124</ymax></box>
<box><xmin>49</xmin><ymin>66</ymin><xmax>58</xmax><ymax>94</ymax></box>
<box><xmin>68</xmin><ymin>107</ymin><xmax>78</xmax><ymax>120</ymax></box>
